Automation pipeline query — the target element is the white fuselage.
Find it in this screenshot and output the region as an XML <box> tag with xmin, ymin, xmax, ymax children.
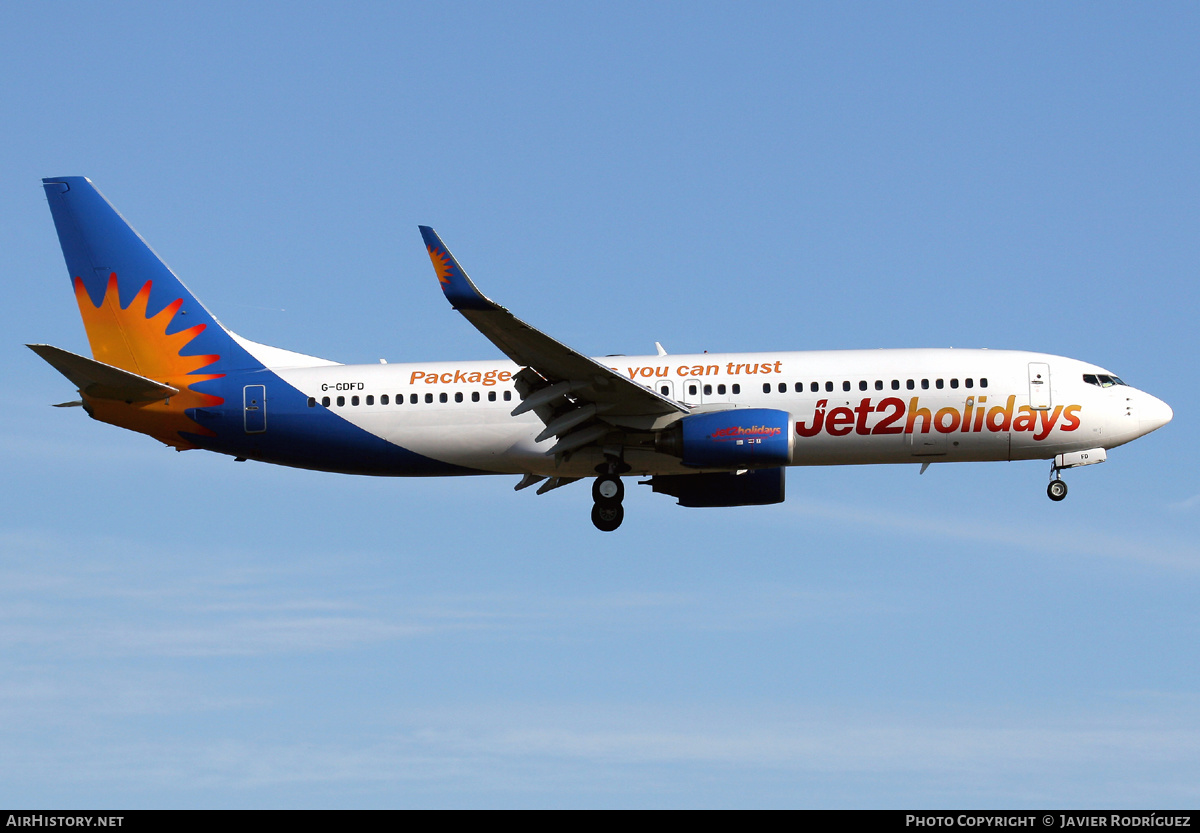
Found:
<box><xmin>265</xmin><ymin>347</ymin><xmax>1171</xmax><ymax>477</ymax></box>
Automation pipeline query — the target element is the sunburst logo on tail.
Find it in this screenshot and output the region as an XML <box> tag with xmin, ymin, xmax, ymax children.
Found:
<box><xmin>74</xmin><ymin>273</ymin><xmax>224</xmax><ymax>449</ymax></box>
<box><xmin>427</xmin><ymin>245</ymin><xmax>454</xmax><ymax>290</ymax></box>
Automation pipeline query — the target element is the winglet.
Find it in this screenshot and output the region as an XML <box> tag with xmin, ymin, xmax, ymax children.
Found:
<box><xmin>419</xmin><ymin>226</ymin><xmax>495</xmax><ymax>311</ymax></box>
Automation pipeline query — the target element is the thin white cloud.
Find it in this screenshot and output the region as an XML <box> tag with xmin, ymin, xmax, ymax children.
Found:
<box><xmin>1169</xmin><ymin>494</ymin><xmax>1200</xmax><ymax>512</ymax></box>
<box><xmin>3</xmin><ymin>700</ymin><xmax>1198</xmax><ymax>806</ymax></box>
<box><xmin>787</xmin><ymin>498</ymin><xmax>1200</xmax><ymax>572</ymax></box>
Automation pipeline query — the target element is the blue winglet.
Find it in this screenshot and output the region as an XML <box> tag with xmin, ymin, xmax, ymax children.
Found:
<box><xmin>419</xmin><ymin>226</ymin><xmax>494</xmax><ymax>311</ymax></box>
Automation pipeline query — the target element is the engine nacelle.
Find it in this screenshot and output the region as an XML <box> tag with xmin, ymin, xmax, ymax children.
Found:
<box><xmin>646</xmin><ymin>467</ymin><xmax>786</xmax><ymax>507</ymax></box>
<box><xmin>656</xmin><ymin>408</ymin><xmax>794</xmax><ymax>468</ymax></box>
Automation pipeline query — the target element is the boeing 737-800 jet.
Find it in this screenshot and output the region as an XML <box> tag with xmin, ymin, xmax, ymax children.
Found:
<box><xmin>30</xmin><ymin>178</ymin><xmax>1172</xmax><ymax>530</ymax></box>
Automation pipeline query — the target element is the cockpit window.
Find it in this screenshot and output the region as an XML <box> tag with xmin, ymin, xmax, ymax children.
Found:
<box><xmin>1083</xmin><ymin>373</ymin><xmax>1128</xmax><ymax>388</ymax></box>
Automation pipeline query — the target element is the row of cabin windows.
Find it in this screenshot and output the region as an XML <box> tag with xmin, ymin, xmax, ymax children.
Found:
<box><xmin>308</xmin><ymin>390</ymin><xmax>514</xmax><ymax>408</ymax></box>
<box><xmin>676</xmin><ymin>382</ymin><xmax>742</xmax><ymax>397</ymax></box>
<box><xmin>763</xmin><ymin>377</ymin><xmax>988</xmax><ymax>395</ymax></box>
<box><xmin>667</xmin><ymin>378</ymin><xmax>988</xmax><ymax>398</ymax></box>
<box><xmin>666</xmin><ymin>378</ymin><xmax>988</xmax><ymax>398</ymax></box>
<box><xmin>314</xmin><ymin>376</ymin><xmax>993</xmax><ymax>408</ymax></box>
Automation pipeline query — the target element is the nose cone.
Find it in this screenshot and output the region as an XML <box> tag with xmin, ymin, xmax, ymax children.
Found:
<box><xmin>1140</xmin><ymin>393</ymin><xmax>1173</xmax><ymax>435</ymax></box>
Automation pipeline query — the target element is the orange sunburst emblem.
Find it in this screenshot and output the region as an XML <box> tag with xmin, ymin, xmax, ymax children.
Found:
<box><xmin>427</xmin><ymin>245</ymin><xmax>454</xmax><ymax>288</ymax></box>
<box><xmin>75</xmin><ymin>273</ymin><xmax>225</xmax><ymax>449</ymax></box>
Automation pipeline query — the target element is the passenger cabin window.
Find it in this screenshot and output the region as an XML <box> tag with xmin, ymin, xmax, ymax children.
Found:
<box><xmin>843</xmin><ymin>381</ymin><xmax>851</xmax><ymax>392</ymax></box>
<box><xmin>307</xmin><ymin>397</ymin><xmax>316</xmax><ymax>407</ymax></box>
<box><xmin>891</xmin><ymin>380</ymin><xmax>900</xmax><ymax>390</ymax></box>
<box><xmin>454</xmin><ymin>392</ymin><xmax>463</xmax><ymax>403</ymax></box>
<box><xmin>964</xmin><ymin>379</ymin><xmax>973</xmax><ymax>389</ymax></box>
<box><xmin>412</xmin><ymin>394</ymin><xmax>419</xmax><ymax>404</ymax></box>
<box><xmin>825</xmin><ymin>381</ymin><xmax>833</xmax><ymax>392</ymax></box>
<box><xmin>504</xmin><ymin>391</ymin><xmax>512</xmax><ymax>401</ymax></box>
<box><xmin>732</xmin><ymin>384</ymin><xmax>741</xmax><ymax>394</ymax></box>
<box><xmin>439</xmin><ymin>393</ymin><xmax>448</xmax><ymax>403</ymax></box>
<box><xmin>381</xmin><ymin>395</ymin><xmax>389</xmax><ymax>405</ymax></box>
<box><xmin>921</xmin><ymin>379</ymin><xmax>929</xmax><ymax>390</ymax></box>
<box><xmin>859</xmin><ymin>381</ymin><xmax>868</xmax><ymax>391</ymax></box>
<box><xmin>366</xmin><ymin>395</ymin><xmax>374</xmax><ymax>405</ymax></box>
<box><xmin>811</xmin><ymin>382</ymin><xmax>819</xmax><ymax>393</ymax></box>
<box><xmin>659</xmin><ymin>384</ymin><xmax>669</xmax><ymax>395</ymax></box>
<box><xmin>763</xmin><ymin>383</ymin><xmax>771</xmax><ymax>394</ymax></box>
<box><xmin>472</xmin><ymin>391</ymin><xmax>480</xmax><ymax>402</ymax></box>
<box><xmin>935</xmin><ymin>379</ymin><xmax>944</xmax><ymax>390</ymax></box>
<box><xmin>322</xmin><ymin>396</ymin><xmax>330</xmax><ymax>407</ymax></box>
<box><xmin>950</xmin><ymin>379</ymin><xmax>958</xmax><ymax>389</ymax></box>
<box><xmin>337</xmin><ymin>396</ymin><xmax>345</xmax><ymax>407</ymax></box>
<box><xmin>425</xmin><ymin>393</ymin><xmax>433</xmax><ymax>403</ymax></box>
<box><xmin>488</xmin><ymin>391</ymin><xmax>496</xmax><ymax>402</ymax></box>
<box><xmin>718</xmin><ymin>384</ymin><xmax>727</xmax><ymax>395</ymax></box>
<box><xmin>875</xmin><ymin>380</ymin><xmax>884</xmax><ymax>391</ymax></box>
<box><xmin>980</xmin><ymin>378</ymin><xmax>988</xmax><ymax>388</ymax></box>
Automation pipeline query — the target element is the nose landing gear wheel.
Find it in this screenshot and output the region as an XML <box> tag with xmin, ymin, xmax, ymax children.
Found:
<box><xmin>591</xmin><ymin>502</ymin><xmax>624</xmax><ymax>532</ymax></box>
<box><xmin>1047</xmin><ymin>479</ymin><xmax>1068</xmax><ymax>501</ymax></box>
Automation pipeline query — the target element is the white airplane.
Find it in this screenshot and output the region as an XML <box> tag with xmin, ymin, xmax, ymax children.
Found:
<box><xmin>31</xmin><ymin>177</ymin><xmax>1173</xmax><ymax>530</ymax></box>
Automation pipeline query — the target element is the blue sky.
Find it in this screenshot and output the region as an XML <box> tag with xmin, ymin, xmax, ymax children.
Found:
<box><xmin>2</xmin><ymin>1</ymin><xmax>1198</xmax><ymax>808</ymax></box>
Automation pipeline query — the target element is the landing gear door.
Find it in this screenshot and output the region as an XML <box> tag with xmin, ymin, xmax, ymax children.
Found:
<box><xmin>1028</xmin><ymin>363</ymin><xmax>1051</xmax><ymax>411</ymax></box>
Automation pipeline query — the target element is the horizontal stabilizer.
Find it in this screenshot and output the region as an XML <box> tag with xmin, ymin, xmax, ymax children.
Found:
<box><xmin>27</xmin><ymin>343</ymin><xmax>179</xmax><ymax>403</ymax></box>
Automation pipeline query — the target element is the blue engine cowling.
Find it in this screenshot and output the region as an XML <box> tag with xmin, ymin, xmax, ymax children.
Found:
<box><xmin>646</xmin><ymin>467</ymin><xmax>786</xmax><ymax>507</ymax></box>
<box><xmin>657</xmin><ymin>408</ymin><xmax>794</xmax><ymax>468</ymax></box>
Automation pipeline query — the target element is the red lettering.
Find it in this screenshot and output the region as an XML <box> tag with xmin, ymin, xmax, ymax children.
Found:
<box><xmin>905</xmin><ymin>398</ymin><xmax>932</xmax><ymax>434</ymax></box>
<box><xmin>934</xmin><ymin>407</ymin><xmax>961</xmax><ymax>433</ymax></box>
<box><xmin>826</xmin><ymin>407</ymin><xmax>854</xmax><ymax>436</ymax></box>
<box><xmin>1060</xmin><ymin>404</ymin><xmax>1082</xmax><ymax>431</ymax></box>
<box><xmin>1033</xmin><ymin>405</ymin><xmax>1063</xmax><ymax>441</ymax></box>
<box><xmin>795</xmin><ymin>399</ymin><xmax>827</xmax><ymax>438</ymax></box>
<box><xmin>986</xmin><ymin>396</ymin><xmax>1015</xmax><ymax>432</ymax></box>
<box><xmin>854</xmin><ymin>398</ymin><xmax>874</xmax><ymax>435</ymax></box>
<box><xmin>872</xmin><ymin>398</ymin><xmax>905</xmax><ymax>434</ymax></box>
<box><xmin>1013</xmin><ymin>406</ymin><xmax>1036</xmax><ymax>432</ymax></box>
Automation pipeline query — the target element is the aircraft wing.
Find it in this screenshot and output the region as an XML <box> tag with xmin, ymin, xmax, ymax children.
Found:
<box><xmin>419</xmin><ymin>227</ymin><xmax>687</xmax><ymax>456</ymax></box>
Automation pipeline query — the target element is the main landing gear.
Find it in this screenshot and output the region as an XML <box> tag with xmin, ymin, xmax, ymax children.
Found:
<box><xmin>1047</xmin><ymin>464</ymin><xmax>1068</xmax><ymax>502</ymax></box>
<box><xmin>590</xmin><ymin>459</ymin><xmax>628</xmax><ymax>532</ymax></box>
